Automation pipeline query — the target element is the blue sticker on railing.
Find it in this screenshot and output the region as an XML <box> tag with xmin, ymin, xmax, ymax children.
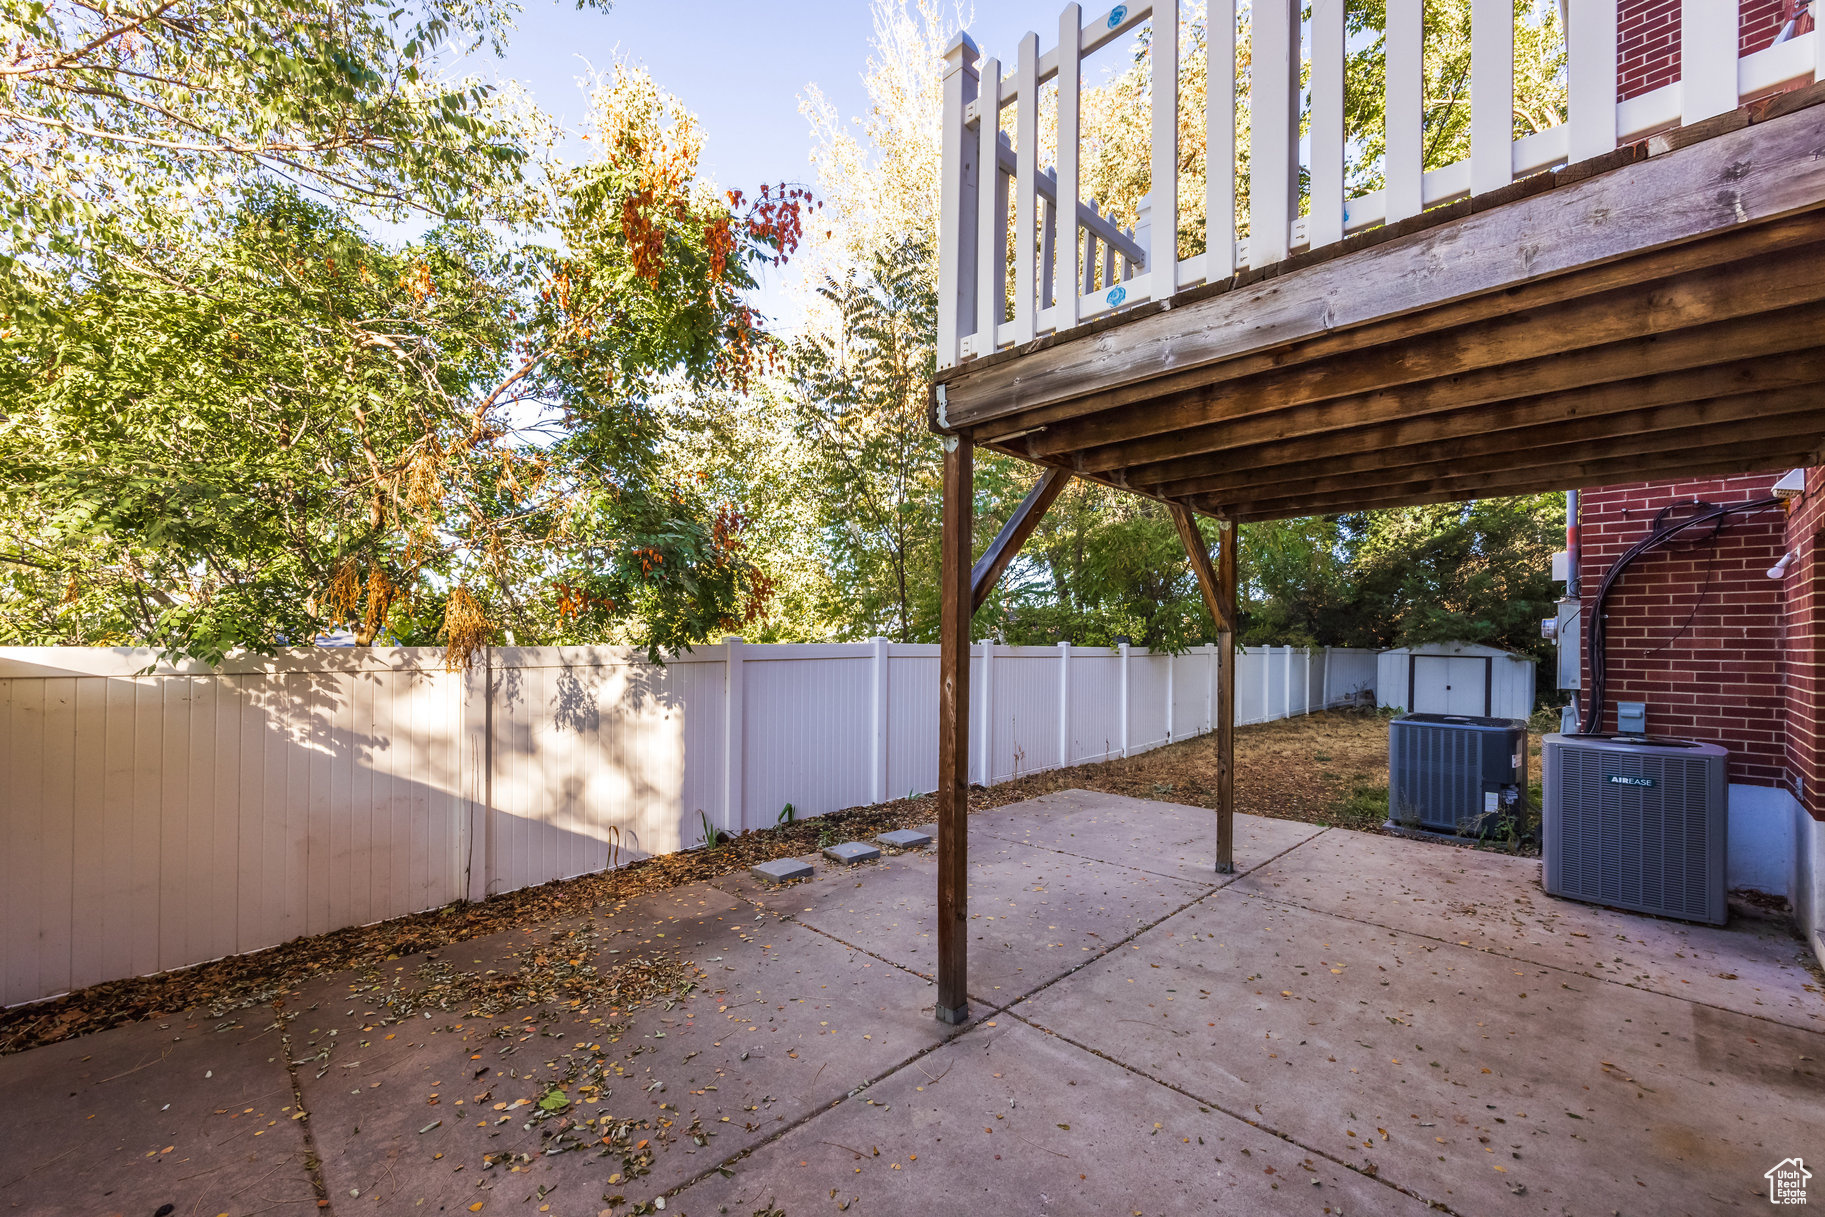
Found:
<box><xmin>1109</xmin><ymin>5</ymin><xmax>1127</xmax><ymax>28</ymax></box>
<box><xmin>1106</xmin><ymin>285</ymin><xmax>1127</xmax><ymax>307</ymax></box>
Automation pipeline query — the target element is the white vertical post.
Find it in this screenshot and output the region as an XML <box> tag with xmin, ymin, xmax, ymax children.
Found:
<box><xmin>979</xmin><ymin>639</ymin><xmax>996</xmax><ymax>786</ymax></box>
<box><xmin>1166</xmin><ymin>650</ymin><xmax>1176</xmax><ymax>742</ymax></box>
<box><xmin>1014</xmin><ymin>31</ymin><xmax>1040</xmax><ymax>345</ymax></box>
<box><xmin>1260</xmin><ymin>645</ymin><xmax>1271</xmax><ymax>723</ymax></box>
<box><xmin>1470</xmin><ymin>0</ymin><xmax>1514</xmax><ymax>197</ymax></box>
<box><xmin>1567</xmin><ymin>0</ymin><xmax>1617</xmax><ymax>162</ymax></box>
<box><xmin>1282</xmin><ymin>646</ymin><xmax>1293</xmax><ymax>720</ymax></box>
<box><xmin>723</xmin><ymin>635</ymin><xmax>745</xmax><ymax>834</ymax></box>
<box><xmin>937</xmin><ymin>34</ymin><xmax>980</xmax><ymax>370</ymax></box>
<box><xmin>976</xmin><ymin>62</ymin><xmax>1007</xmax><ymax>358</ymax></box>
<box><xmin>1040</xmin><ymin>170</ymin><xmax>1058</xmax><ymax>319</ymax></box>
<box><xmin>1056</xmin><ymin>2</ymin><xmax>1083</xmax><ymax>329</ymax></box>
<box><xmin>1205</xmin><ymin>642</ymin><xmax>1217</xmax><ymax>733</ymax></box>
<box><xmin>1322</xmin><ymin>645</ymin><xmax>1333</xmax><ymax>710</ymax></box>
<box><xmin>1308</xmin><ymin>0</ymin><xmax>1346</xmax><ymax>248</ymax></box>
<box><xmin>1207</xmin><ymin>0</ymin><xmax>1237</xmax><ymax>278</ymax></box>
<box><xmin>871</xmin><ymin>636</ymin><xmax>890</xmax><ymax>804</ymax></box>
<box><xmin>1385</xmin><ymin>0</ymin><xmax>1424</xmax><ymax>223</ymax></box>
<box><xmin>1133</xmin><ymin>194</ymin><xmax>1153</xmax><ymax>274</ymax></box>
<box><xmin>1151</xmin><ymin>0</ymin><xmax>1180</xmax><ymax>296</ymax></box>
<box><xmin>1681</xmin><ymin>0</ymin><xmax>1737</xmax><ymax>122</ymax></box>
<box><xmin>1058</xmin><ymin>640</ymin><xmax>1072</xmax><ymax>768</ymax></box>
<box><xmin>1248</xmin><ymin>0</ymin><xmax>1298</xmax><ymax>268</ymax></box>
<box><xmin>1119</xmin><ymin>640</ymin><xmax>1132</xmax><ymax>757</ymax></box>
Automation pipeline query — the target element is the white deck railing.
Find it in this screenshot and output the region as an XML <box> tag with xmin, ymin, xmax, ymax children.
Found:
<box><xmin>937</xmin><ymin>1</ymin><xmax>1823</xmax><ymax>370</ymax></box>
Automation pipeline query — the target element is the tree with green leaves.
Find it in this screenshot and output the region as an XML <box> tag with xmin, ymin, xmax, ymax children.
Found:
<box><xmin>1</xmin><ymin>61</ymin><xmax>806</xmax><ymax>663</ymax></box>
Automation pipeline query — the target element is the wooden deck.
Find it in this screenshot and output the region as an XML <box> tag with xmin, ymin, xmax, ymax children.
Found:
<box><xmin>935</xmin><ymin>84</ymin><xmax>1825</xmax><ymax>521</ymax></box>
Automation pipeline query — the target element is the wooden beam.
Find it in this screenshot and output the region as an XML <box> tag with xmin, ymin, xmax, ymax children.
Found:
<box><xmin>934</xmin><ymin>103</ymin><xmax>1825</xmax><ymax>428</ymax></box>
<box><xmin>1171</xmin><ymin>504</ymin><xmax>1232</xmax><ymax>634</ymax></box>
<box><xmin>1100</xmin><ymin>302</ymin><xmax>1825</xmax><ymax>484</ymax></box>
<box><xmin>936</xmin><ymin>437</ymin><xmax>972</xmax><ymax>1025</ymax></box>
<box><xmin>971</xmin><ymin>466</ymin><xmax>1071</xmax><ymax>614</ymax></box>
<box><xmin>1216</xmin><ymin>518</ymin><xmax>1237</xmax><ymax>874</ymax></box>
<box><xmin>1153</xmin><ymin>395</ymin><xmax>1825</xmax><ymax>502</ymax></box>
<box><xmin>1137</xmin><ymin>358</ymin><xmax>1825</xmax><ymax>497</ymax></box>
<box><xmin>1064</xmin><ymin>261</ymin><xmax>1825</xmax><ymax>475</ymax></box>
<box><xmin>1034</xmin><ymin>239</ymin><xmax>1825</xmax><ymax>464</ymax></box>
<box><xmin>1212</xmin><ymin>437</ymin><xmax>1819</xmax><ymax>521</ymax></box>
<box><xmin>972</xmin><ymin>208</ymin><xmax>1825</xmax><ymax>446</ymax></box>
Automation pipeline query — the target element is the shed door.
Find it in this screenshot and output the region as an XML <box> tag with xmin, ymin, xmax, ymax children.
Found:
<box><xmin>1412</xmin><ymin>656</ymin><xmax>1488</xmax><ymax>715</ymax></box>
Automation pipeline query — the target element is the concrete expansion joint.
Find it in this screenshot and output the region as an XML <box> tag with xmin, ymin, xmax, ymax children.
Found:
<box><xmin>272</xmin><ymin>998</ymin><xmax>333</xmax><ymax>1215</ymax></box>
<box><xmin>1001</xmin><ymin>1005</ymin><xmax>1469</xmax><ymax>1217</ymax></box>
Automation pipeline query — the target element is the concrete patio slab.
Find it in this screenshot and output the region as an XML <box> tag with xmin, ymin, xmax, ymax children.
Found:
<box><xmin>973</xmin><ymin>789</ymin><xmax>1325</xmax><ymax>883</ymax></box>
<box><xmin>288</xmin><ymin>881</ymin><xmax>971</xmax><ymax>1212</ymax></box>
<box><xmin>0</xmin><ymin>1005</ymin><xmax>316</xmax><ymax>1216</ymax></box>
<box><xmin>670</xmin><ymin>1016</ymin><xmax>1431</xmax><ymax>1217</ymax></box>
<box><xmin>1014</xmin><ymin>881</ymin><xmax>1825</xmax><ymax>1216</ymax></box>
<box><xmin>1230</xmin><ymin>827</ymin><xmax>1825</xmax><ymax>1029</ymax></box>
<box><xmin>723</xmin><ymin>848</ymin><xmax>1212</xmax><ymax>1007</ymax></box>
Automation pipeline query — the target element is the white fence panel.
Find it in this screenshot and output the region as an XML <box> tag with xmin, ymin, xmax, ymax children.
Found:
<box><xmin>0</xmin><ymin>638</ymin><xmax>1374</xmax><ymax>1007</ymax></box>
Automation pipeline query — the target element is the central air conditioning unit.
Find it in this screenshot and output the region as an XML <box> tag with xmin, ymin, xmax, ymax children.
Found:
<box><xmin>1542</xmin><ymin>733</ymin><xmax>1728</xmax><ymax>925</ymax></box>
<box><xmin>1388</xmin><ymin>713</ymin><xmax>1528</xmax><ymax>833</ymax></box>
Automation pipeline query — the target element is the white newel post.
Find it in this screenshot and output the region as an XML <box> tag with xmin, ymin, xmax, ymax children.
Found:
<box><xmin>723</xmin><ymin>636</ymin><xmax>745</xmax><ymax>834</ymax></box>
<box><xmin>936</xmin><ymin>34</ymin><xmax>980</xmax><ymax>369</ymax></box>
<box><xmin>871</xmin><ymin>637</ymin><xmax>889</xmax><ymax>804</ymax></box>
<box><xmin>1119</xmin><ymin>640</ymin><xmax>1131</xmax><ymax>758</ymax></box>
<box><xmin>979</xmin><ymin>639</ymin><xmax>996</xmax><ymax>786</ymax></box>
<box><xmin>1058</xmin><ymin>641</ymin><xmax>1072</xmax><ymax>768</ymax></box>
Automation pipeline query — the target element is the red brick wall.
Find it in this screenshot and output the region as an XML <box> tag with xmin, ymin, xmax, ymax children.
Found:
<box><xmin>1577</xmin><ymin>474</ymin><xmax>1788</xmax><ymax>785</ymax></box>
<box><xmin>1616</xmin><ymin>0</ymin><xmax>1792</xmax><ymax>101</ymax></box>
<box><xmin>1783</xmin><ymin>470</ymin><xmax>1825</xmax><ymax>819</ymax></box>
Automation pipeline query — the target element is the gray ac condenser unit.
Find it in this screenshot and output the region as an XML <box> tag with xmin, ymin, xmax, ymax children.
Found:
<box><xmin>1388</xmin><ymin>713</ymin><xmax>1528</xmax><ymax>833</ymax></box>
<box><xmin>1542</xmin><ymin>733</ymin><xmax>1728</xmax><ymax>925</ymax></box>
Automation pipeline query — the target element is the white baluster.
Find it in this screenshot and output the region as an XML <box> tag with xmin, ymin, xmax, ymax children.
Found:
<box><xmin>1308</xmin><ymin>0</ymin><xmax>1345</xmax><ymax>250</ymax></box>
<box><xmin>936</xmin><ymin>33</ymin><xmax>980</xmax><ymax>370</ymax></box>
<box><xmin>1150</xmin><ymin>0</ymin><xmax>1180</xmax><ymax>297</ymax></box>
<box><xmin>1470</xmin><ymin>0</ymin><xmax>1513</xmax><ymax>196</ymax></box>
<box><xmin>1248</xmin><ymin>0</ymin><xmax>1299</xmax><ymax>267</ymax></box>
<box><xmin>1040</xmin><ymin>168</ymin><xmax>1058</xmax><ymax>321</ymax></box>
<box><xmin>1208</xmin><ymin>0</ymin><xmax>1237</xmax><ymax>277</ymax></box>
<box><xmin>1567</xmin><ymin>0</ymin><xmax>1618</xmax><ymax>163</ymax></box>
<box><xmin>1681</xmin><ymin>0</ymin><xmax>1737</xmax><ymax>122</ymax></box>
<box><xmin>975</xmin><ymin>61</ymin><xmax>1006</xmax><ymax>358</ymax></box>
<box><xmin>1385</xmin><ymin>0</ymin><xmax>1424</xmax><ymax>223</ymax></box>
<box><xmin>1014</xmin><ymin>31</ymin><xmax>1040</xmax><ymax>345</ymax></box>
<box><xmin>1056</xmin><ymin>2</ymin><xmax>1083</xmax><ymax>329</ymax></box>
<box><xmin>1083</xmin><ymin>200</ymin><xmax>1100</xmax><ymax>294</ymax></box>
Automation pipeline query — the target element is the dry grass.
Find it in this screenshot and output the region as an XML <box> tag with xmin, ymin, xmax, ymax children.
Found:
<box><xmin>0</xmin><ymin>710</ymin><xmax>1393</xmax><ymax>1056</ymax></box>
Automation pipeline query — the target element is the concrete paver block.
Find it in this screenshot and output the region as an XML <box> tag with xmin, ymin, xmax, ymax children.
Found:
<box><xmin>752</xmin><ymin>857</ymin><xmax>814</xmax><ymax>883</ymax></box>
<box><xmin>876</xmin><ymin>828</ymin><xmax>932</xmax><ymax>849</ymax></box>
<box><xmin>823</xmin><ymin>841</ymin><xmax>881</xmax><ymax>864</ymax></box>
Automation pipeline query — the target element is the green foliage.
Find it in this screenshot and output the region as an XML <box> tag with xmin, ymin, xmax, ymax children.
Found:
<box><xmin>1</xmin><ymin>63</ymin><xmax>800</xmax><ymax>664</ymax></box>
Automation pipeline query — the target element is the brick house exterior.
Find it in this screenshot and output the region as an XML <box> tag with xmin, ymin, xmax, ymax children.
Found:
<box><xmin>1564</xmin><ymin>1</ymin><xmax>1822</xmax><ymax>948</ymax></box>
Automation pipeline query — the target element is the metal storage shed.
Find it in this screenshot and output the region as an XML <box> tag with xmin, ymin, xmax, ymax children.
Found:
<box><xmin>1377</xmin><ymin>642</ymin><xmax>1537</xmax><ymax>720</ymax></box>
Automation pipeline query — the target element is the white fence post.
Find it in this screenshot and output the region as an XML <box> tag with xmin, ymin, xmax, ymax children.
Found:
<box><xmin>723</xmin><ymin>635</ymin><xmax>744</xmax><ymax>835</ymax></box>
<box><xmin>871</xmin><ymin>636</ymin><xmax>890</xmax><ymax>803</ymax></box>
<box><xmin>1119</xmin><ymin>640</ymin><xmax>1132</xmax><ymax>757</ymax></box>
<box><xmin>1166</xmin><ymin>650</ymin><xmax>1176</xmax><ymax>741</ymax></box>
<box><xmin>1205</xmin><ymin>642</ymin><xmax>1216</xmax><ymax>733</ymax></box>
<box><xmin>979</xmin><ymin>639</ymin><xmax>995</xmax><ymax>786</ymax></box>
<box><xmin>1282</xmin><ymin>646</ymin><xmax>1293</xmax><ymax>719</ymax></box>
<box><xmin>1260</xmin><ymin>645</ymin><xmax>1271</xmax><ymax>724</ymax></box>
<box><xmin>463</xmin><ymin>648</ymin><xmax>492</xmax><ymax>903</ymax></box>
<box><xmin>1058</xmin><ymin>640</ymin><xmax>1072</xmax><ymax>767</ymax></box>
<box><xmin>1322</xmin><ymin>645</ymin><xmax>1333</xmax><ymax>710</ymax></box>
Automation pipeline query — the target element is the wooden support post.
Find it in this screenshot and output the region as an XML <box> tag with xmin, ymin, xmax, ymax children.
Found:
<box><xmin>1216</xmin><ymin>518</ymin><xmax>1237</xmax><ymax>873</ymax></box>
<box><xmin>1170</xmin><ymin>505</ymin><xmax>1236</xmax><ymax>873</ymax></box>
<box><xmin>936</xmin><ymin>437</ymin><xmax>973</xmax><ymax>1024</ymax></box>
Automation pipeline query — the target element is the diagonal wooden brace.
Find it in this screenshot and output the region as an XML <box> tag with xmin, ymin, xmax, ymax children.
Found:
<box><xmin>971</xmin><ymin>466</ymin><xmax>1072</xmax><ymax>614</ymax></box>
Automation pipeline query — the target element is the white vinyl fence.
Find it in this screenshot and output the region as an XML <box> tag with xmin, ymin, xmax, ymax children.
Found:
<box><xmin>0</xmin><ymin>641</ymin><xmax>1375</xmax><ymax>1007</ymax></box>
